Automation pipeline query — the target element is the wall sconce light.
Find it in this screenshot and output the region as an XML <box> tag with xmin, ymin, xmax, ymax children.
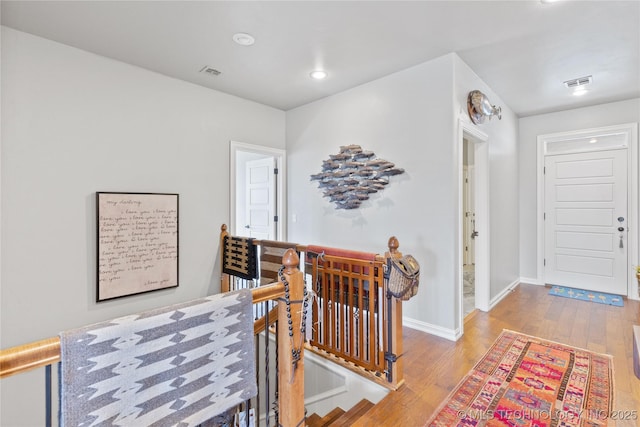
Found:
<box><xmin>467</xmin><ymin>90</ymin><xmax>502</xmax><ymax>125</ymax></box>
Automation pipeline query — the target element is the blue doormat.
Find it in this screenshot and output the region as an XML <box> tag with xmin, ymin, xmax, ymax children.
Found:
<box><xmin>549</xmin><ymin>285</ymin><xmax>624</xmax><ymax>306</ymax></box>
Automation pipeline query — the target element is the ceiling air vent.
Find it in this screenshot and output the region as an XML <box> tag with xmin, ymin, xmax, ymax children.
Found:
<box><xmin>564</xmin><ymin>75</ymin><xmax>592</xmax><ymax>88</ymax></box>
<box><xmin>199</xmin><ymin>66</ymin><xmax>221</xmax><ymax>77</ymax></box>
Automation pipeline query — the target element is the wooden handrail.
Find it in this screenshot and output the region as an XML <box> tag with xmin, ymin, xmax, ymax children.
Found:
<box><xmin>0</xmin><ymin>337</ymin><xmax>60</xmax><ymax>379</ymax></box>
<box><xmin>0</xmin><ymin>282</ymin><xmax>286</xmax><ymax>380</ymax></box>
<box><xmin>220</xmin><ymin>223</ymin><xmax>391</xmax><ymax>262</ymax></box>
<box><xmin>254</xmin><ymin>306</ymin><xmax>279</xmax><ymax>336</ymax></box>
<box><xmin>250</xmin><ymin>281</ymin><xmax>285</xmax><ymax>304</ymax></box>
<box><xmin>219</xmin><ymin>223</ymin><xmax>390</xmax><ymax>297</ymax></box>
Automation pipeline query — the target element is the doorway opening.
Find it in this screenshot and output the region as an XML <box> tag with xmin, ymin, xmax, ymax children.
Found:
<box><xmin>458</xmin><ymin>120</ymin><xmax>490</xmax><ymax>337</ymax></box>
<box><xmin>230</xmin><ymin>141</ymin><xmax>286</xmax><ymax>241</ymax></box>
<box><xmin>536</xmin><ymin>123</ymin><xmax>639</xmax><ymax>300</ymax></box>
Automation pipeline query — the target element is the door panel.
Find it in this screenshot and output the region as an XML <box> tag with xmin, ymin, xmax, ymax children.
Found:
<box><xmin>555</xmin><ymin>231</ymin><xmax>613</xmax><ymax>251</ymax></box>
<box><xmin>544</xmin><ymin>149</ymin><xmax>627</xmax><ymax>295</ymax></box>
<box><xmin>556</xmin><ymin>184</ymin><xmax>613</xmax><ymax>202</ymax></box>
<box><xmin>556</xmin><ymin>158</ymin><xmax>613</xmax><ymax>178</ymax></box>
<box><xmin>556</xmin><ymin>254</ymin><xmax>613</xmax><ymax>276</ymax></box>
<box><xmin>245</xmin><ymin>157</ymin><xmax>275</xmax><ymax>240</ymax></box>
<box><xmin>555</xmin><ymin>208</ymin><xmax>613</xmax><ymax>226</ymax></box>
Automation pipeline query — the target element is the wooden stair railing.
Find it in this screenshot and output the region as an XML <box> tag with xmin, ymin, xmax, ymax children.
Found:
<box><xmin>0</xmin><ymin>279</ymin><xmax>285</xmax><ymax>379</ymax></box>
<box><xmin>219</xmin><ymin>224</ymin><xmax>405</xmax><ymax>390</ymax></box>
<box><xmin>309</xmin><ymin>254</ymin><xmax>386</xmax><ymax>374</ymax></box>
<box><xmin>384</xmin><ymin>236</ymin><xmax>404</xmax><ymax>389</ymax></box>
<box><xmin>0</xmin><ymin>250</ymin><xmax>306</xmax><ymax>427</ymax></box>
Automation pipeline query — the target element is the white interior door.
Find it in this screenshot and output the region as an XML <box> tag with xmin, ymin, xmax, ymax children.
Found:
<box><xmin>245</xmin><ymin>157</ymin><xmax>276</xmax><ymax>240</ymax></box>
<box><xmin>544</xmin><ymin>149</ymin><xmax>628</xmax><ymax>295</ymax></box>
<box><xmin>463</xmin><ymin>165</ymin><xmax>476</xmax><ymax>266</ymax></box>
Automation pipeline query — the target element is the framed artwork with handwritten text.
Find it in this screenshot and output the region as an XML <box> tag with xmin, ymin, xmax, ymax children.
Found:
<box><xmin>96</xmin><ymin>192</ymin><xmax>179</xmax><ymax>301</ymax></box>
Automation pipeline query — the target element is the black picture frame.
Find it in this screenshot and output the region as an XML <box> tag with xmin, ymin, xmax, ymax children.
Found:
<box><xmin>96</xmin><ymin>192</ymin><xmax>179</xmax><ymax>302</ymax></box>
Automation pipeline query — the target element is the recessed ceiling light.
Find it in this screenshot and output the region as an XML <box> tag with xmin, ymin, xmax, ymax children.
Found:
<box><xmin>310</xmin><ymin>70</ymin><xmax>328</xmax><ymax>80</ymax></box>
<box><xmin>233</xmin><ymin>33</ymin><xmax>255</xmax><ymax>46</ymax></box>
<box><xmin>563</xmin><ymin>75</ymin><xmax>592</xmax><ymax>96</ymax></box>
<box><xmin>572</xmin><ymin>87</ymin><xmax>588</xmax><ymax>96</ymax></box>
<box><xmin>589</xmin><ymin>138</ymin><xmax>598</xmax><ymax>144</ymax></box>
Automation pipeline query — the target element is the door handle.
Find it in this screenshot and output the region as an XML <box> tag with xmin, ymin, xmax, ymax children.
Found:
<box><xmin>245</xmin><ymin>225</ymin><xmax>251</xmax><ymax>229</ymax></box>
<box><xmin>618</xmin><ymin>226</ymin><xmax>626</xmax><ymax>248</ymax></box>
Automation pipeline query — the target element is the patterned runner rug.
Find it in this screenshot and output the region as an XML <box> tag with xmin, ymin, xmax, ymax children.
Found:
<box><xmin>426</xmin><ymin>330</ymin><xmax>614</xmax><ymax>427</ymax></box>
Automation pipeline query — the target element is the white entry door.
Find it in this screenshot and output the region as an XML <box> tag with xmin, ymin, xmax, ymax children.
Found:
<box><xmin>544</xmin><ymin>149</ymin><xmax>628</xmax><ymax>295</ymax></box>
<box><xmin>245</xmin><ymin>157</ymin><xmax>276</xmax><ymax>240</ymax></box>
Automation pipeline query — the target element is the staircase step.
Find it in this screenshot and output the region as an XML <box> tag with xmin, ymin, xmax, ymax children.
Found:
<box><xmin>327</xmin><ymin>399</ymin><xmax>374</xmax><ymax>427</ymax></box>
<box><xmin>306</xmin><ymin>413</ymin><xmax>323</xmax><ymax>427</ymax></box>
<box><xmin>318</xmin><ymin>407</ymin><xmax>346</xmax><ymax>426</ymax></box>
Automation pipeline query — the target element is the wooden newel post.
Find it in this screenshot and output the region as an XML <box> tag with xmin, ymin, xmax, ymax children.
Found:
<box><xmin>385</xmin><ymin>236</ymin><xmax>405</xmax><ymax>389</ymax></box>
<box><xmin>220</xmin><ymin>224</ymin><xmax>230</xmax><ymax>293</ymax></box>
<box><xmin>278</xmin><ymin>249</ymin><xmax>306</xmax><ymax>427</ymax></box>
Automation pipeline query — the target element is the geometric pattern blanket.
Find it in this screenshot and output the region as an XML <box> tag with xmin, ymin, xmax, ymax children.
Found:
<box><xmin>425</xmin><ymin>330</ymin><xmax>614</xmax><ymax>427</ymax></box>
<box><xmin>60</xmin><ymin>289</ymin><xmax>256</xmax><ymax>427</ymax></box>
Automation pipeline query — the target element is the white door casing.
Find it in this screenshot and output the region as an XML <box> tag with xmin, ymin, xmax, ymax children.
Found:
<box><xmin>458</xmin><ymin>118</ymin><xmax>490</xmax><ymax>340</ymax></box>
<box><xmin>544</xmin><ymin>149</ymin><xmax>628</xmax><ymax>295</ymax></box>
<box><xmin>245</xmin><ymin>157</ymin><xmax>276</xmax><ymax>240</ymax></box>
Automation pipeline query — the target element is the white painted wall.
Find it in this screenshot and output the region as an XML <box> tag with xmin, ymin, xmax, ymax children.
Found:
<box><xmin>0</xmin><ymin>27</ymin><xmax>284</xmax><ymax>426</ymax></box>
<box><xmin>287</xmin><ymin>54</ymin><xmax>457</xmax><ymax>333</ymax></box>
<box><xmin>286</xmin><ymin>54</ymin><xmax>520</xmax><ymax>338</ymax></box>
<box><xmin>453</xmin><ymin>56</ymin><xmax>520</xmax><ymax>304</ymax></box>
<box><xmin>518</xmin><ymin>98</ymin><xmax>640</xmax><ymax>281</ymax></box>
<box><xmin>286</xmin><ymin>55</ymin><xmax>456</xmax><ymax>329</ymax></box>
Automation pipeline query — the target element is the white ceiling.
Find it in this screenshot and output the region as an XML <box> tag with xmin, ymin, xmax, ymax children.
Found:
<box><xmin>2</xmin><ymin>1</ymin><xmax>639</xmax><ymax>117</ymax></box>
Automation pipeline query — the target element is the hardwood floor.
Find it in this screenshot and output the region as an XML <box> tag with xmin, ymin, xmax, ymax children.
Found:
<box><xmin>353</xmin><ymin>283</ymin><xmax>640</xmax><ymax>426</ymax></box>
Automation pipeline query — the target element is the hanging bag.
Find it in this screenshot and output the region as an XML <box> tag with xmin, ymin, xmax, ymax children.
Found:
<box><xmin>387</xmin><ymin>255</ymin><xmax>420</xmax><ymax>300</ymax></box>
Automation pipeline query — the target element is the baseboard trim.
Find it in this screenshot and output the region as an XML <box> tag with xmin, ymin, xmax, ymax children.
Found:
<box><xmin>519</xmin><ymin>276</ymin><xmax>541</xmax><ymax>285</ymax></box>
<box><xmin>403</xmin><ymin>317</ymin><xmax>459</xmax><ymax>342</ymax></box>
<box><xmin>403</xmin><ymin>279</ymin><xmax>521</xmax><ymax>341</ymax></box>
<box><xmin>489</xmin><ymin>279</ymin><xmax>520</xmax><ymax>310</ymax></box>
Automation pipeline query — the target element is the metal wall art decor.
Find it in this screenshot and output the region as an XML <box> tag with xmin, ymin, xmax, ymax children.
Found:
<box><xmin>467</xmin><ymin>90</ymin><xmax>502</xmax><ymax>124</ymax></box>
<box><xmin>310</xmin><ymin>145</ymin><xmax>405</xmax><ymax>210</ymax></box>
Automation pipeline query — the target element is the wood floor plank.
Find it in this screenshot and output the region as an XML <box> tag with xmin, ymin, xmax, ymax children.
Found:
<box><xmin>328</xmin><ymin>399</ymin><xmax>374</xmax><ymax>427</ymax></box>
<box><xmin>318</xmin><ymin>407</ymin><xmax>345</xmax><ymax>425</ymax></box>
<box><xmin>351</xmin><ymin>284</ymin><xmax>640</xmax><ymax>426</ymax></box>
<box><xmin>305</xmin><ymin>413</ymin><xmax>322</xmax><ymax>427</ymax></box>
